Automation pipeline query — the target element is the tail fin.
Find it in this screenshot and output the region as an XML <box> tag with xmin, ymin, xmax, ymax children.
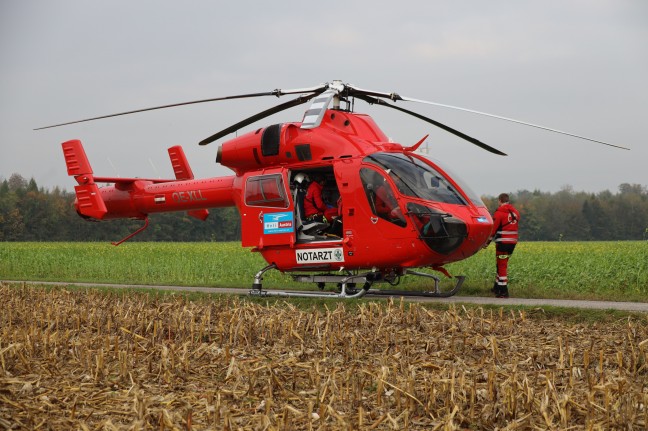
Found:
<box><xmin>62</xmin><ymin>139</ymin><xmax>94</xmax><ymax>176</ymax></box>
<box><xmin>168</xmin><ymin>145</ymin><xmax>194</xmax><ymax>180</ymax></box>
<box><xmin>61</xmin><ymin>140</ymin><xmax>108</xmax><ymax>219</ymax></box>
<box><xmin>168</xmin><ymin>145</ymin><xmax>209</xmax><ymax>220</ymax></box>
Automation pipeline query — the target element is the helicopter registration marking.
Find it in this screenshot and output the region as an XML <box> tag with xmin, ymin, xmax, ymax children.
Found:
<box><xmin>296</xmin><ymin>248</ymin><xmax>345</xmax><ymax>264</ymax></box>
<box><xmin>171</xmin><ymin>190</ymin><xmax>207</xmax><ymax>203</ymax></box>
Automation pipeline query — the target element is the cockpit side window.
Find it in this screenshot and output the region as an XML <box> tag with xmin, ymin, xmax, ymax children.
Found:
<box><xmin>360</xmin><ymin>167</ymin><xmax>407</xmax><ymax>227</ymax></box>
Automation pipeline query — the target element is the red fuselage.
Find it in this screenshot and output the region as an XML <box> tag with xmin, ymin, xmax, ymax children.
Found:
<box><xmin>65</xmin><ymin>108</ymin><xmax>493</xmax><ymax>274</ymax></box>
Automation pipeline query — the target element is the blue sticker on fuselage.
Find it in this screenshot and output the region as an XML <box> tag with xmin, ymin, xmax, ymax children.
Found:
<box><xmin>263</xmin><ymin>212</ymin><xmax>295</xmax><ymax>234</ymax></box>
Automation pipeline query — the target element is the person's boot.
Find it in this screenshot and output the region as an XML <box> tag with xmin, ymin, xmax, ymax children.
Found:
<box><xmin>497</xmin><ymin>285</ymin><xmax>509</xmax><ymax>298</ymax></box>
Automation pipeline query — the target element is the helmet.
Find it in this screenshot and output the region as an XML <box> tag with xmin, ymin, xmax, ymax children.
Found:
<box><xmin>294</xmin><ymin>173</ymin><xmax>309</xmax><ymax>184</ymax></box>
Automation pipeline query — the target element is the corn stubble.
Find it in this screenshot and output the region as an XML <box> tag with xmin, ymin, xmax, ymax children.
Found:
<box><xmin>1</xmin><ymin>284</ymin><xmax>647</xmax><ymax>430</ymax></box>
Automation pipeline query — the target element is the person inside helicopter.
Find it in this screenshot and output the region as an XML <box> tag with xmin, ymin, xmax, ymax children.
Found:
<box><xmin>293</xmin><ymin>172</ymin><xmax>342</xmax><ymax>239</ymax></box>
<box><xmin>361</xmin><ymin>168</ymin><xmax>407</xmax><ymax>227</ymax></box>
<box><xmin>375</xmin><ymin>177</ymin><xmax>404</xmax><ymax>221</ymax></box>
<box><xmin>304</xmin><ymin>173</ymin><xmax>339</xmax><ymax>223</ymax></box>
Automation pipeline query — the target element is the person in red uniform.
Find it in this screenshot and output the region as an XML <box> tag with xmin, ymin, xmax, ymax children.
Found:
<box><xmin>487</xmin><ymin>193</ymin><xmax>520</xmax><ymax>298</ymax></box>
<box><xmin>304</xmin><ymin>174</ymin><xmax>338</xmax><ymax>222</ymax></box>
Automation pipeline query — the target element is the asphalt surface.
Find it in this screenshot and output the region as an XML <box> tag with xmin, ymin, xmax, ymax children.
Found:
<box><xmin>4</xmin><ymin>280</ymin><xmax>648</xmax><ymax>313</ymax></box>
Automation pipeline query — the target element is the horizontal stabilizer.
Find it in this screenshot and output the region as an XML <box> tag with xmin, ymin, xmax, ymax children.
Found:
<box><xmin>62</xmin><ymin>140</ymin><xmax>176</xmax><ymax>184</ymax></box>
<box><xmin>92</xmin><ymin>176</ymin><xmax>176</xmax><ymax>184</ymax></box>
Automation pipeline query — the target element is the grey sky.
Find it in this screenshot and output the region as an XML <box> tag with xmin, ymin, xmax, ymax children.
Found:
<box><xmin>1</xmin><ymin>0</ymin><xmax>646</xmax><ymax>197</ymax></box>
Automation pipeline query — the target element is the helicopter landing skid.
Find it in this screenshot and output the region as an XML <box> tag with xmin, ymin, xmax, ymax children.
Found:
<box><xmin>249</xmin><ymin>265</ymin><xmax>464</xmax><ymax>299</ymax></box>
<box><xmin>365</xmin><ymin>270</ymin><xmax>465</xmax><ymax>298</ymax></box>
<box><xmin>250</xmin><ymin>265</ymin><xmax>373</xmax><ymax>299</ymax></box>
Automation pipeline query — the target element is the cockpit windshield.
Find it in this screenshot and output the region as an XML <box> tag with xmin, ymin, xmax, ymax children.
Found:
<box><xmin>425</xmin><ymin>157</ymin><xmax>486</xmax><ymax>208</ymax></box>
<box><xmin>364</xmin><ymin>152</ymin><xmax>469</xmax><ymax>205</ymax></box>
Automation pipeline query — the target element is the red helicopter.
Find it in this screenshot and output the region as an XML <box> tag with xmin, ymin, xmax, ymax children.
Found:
<box><xmin>39</xmin><ymin>81</ymin><xmax>627</xmax><ymax>298</ymax></box>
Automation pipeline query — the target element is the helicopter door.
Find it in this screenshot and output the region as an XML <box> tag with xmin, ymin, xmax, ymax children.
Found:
<box><xmin>358</xmin><ymin>167</ymin><xmax>408</xmax><ymax>237</ymax></box>
<box><xmin>241</xmin><ymin>169</ymin><xmax>295</xmax><ymax>248</ymax></box>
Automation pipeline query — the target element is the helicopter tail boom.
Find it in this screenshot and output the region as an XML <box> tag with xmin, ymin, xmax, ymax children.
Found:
<box><xmin>62</xmin><ymin>140</ymin><xmax>237</xmax><ymax>223</ymax></box>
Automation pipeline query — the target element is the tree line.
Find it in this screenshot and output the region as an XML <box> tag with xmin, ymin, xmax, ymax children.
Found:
<box><xmin>0</xmin><ymin>174</ymin><xmax>240</xmax><ymax>242</ymax></box>
<box><xmin>1</xmin><ymin>174</ymin><xmax>647</xmax><ymax>242</ymax></box>
<box><xmin>481</xmin><ymin>184</ymin><xmax>648</xmax><ymax>241</ymax></box>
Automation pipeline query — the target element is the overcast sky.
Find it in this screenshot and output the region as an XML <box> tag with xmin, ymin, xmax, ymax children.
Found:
<box><xmin>1</xmin><ymin>0</ymin><xmax>646</xmax><ymax>197</ymax></box>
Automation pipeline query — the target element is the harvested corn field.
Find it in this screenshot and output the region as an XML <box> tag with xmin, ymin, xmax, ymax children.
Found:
<box><xmin>1</xmin><ymin>284</ymin><xmax>647</xmax><ymax>430</ymax></box>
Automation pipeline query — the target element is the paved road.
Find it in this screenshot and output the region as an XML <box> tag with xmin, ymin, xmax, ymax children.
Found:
<box><xmin>5</xmin><ymin>280</ymin><xmax>648</xmax><ymax>313</ymax></box>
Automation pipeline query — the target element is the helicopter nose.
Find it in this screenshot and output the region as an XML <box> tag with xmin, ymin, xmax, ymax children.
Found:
<box><xmin>407</xmin><ymin>203</ymin><xmax>467</xmax><ymax>255</ymax></box>
<box><xmin>423</xmin><ymin>214</ymin><xmax>467</xmax><ymax>255</ymax></box>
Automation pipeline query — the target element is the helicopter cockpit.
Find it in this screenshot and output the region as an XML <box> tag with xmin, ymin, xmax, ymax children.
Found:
<box><xmin>364</xmin><ymin>152</ymin><xmax>476</xmax><ymax>205</ymax></box>
<box><xmin>362</xmin><ymin>152</ymin><xmax>483</xmax><ymax>255</ymax></box>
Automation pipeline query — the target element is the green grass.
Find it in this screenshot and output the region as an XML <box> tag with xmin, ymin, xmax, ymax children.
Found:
<box><xmin>1</xmin><ymin>241</ymin><xmax>646</xmax><ymax>301</ymax></box>
<box><xmin>444</xmin><ymin>241</ymin><xmax>648</xmax><ymax>301</ymax></box>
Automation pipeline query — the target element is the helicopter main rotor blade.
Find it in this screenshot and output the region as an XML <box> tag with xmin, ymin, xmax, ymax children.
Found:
<box><xmin>34</xmin><ymin>84</ymin><xmax>329</xmax><ymax>131</ymax></box>
<box><xmin>400</xmin><ymin>96</ymin><xmax>630</xmax><ymax>151</ymax></box>
<box><xmin>199</xmin><ymin>92</ymin><xmax>321</xmax><ymax>145</ymax></box>
<box><xmin>355</xmin><ymin>94</ymin><xmax>507</xmax><ymax>156</ymax></box>
<box><xmin>345</xmin><ymin>83</ymin><xmax>629</xmax><ymax>151</ymax></box>
<box><xmin>34</xmin><ymin>92</ymin><xmax>278</xmax><ymax>130</ymax></box>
